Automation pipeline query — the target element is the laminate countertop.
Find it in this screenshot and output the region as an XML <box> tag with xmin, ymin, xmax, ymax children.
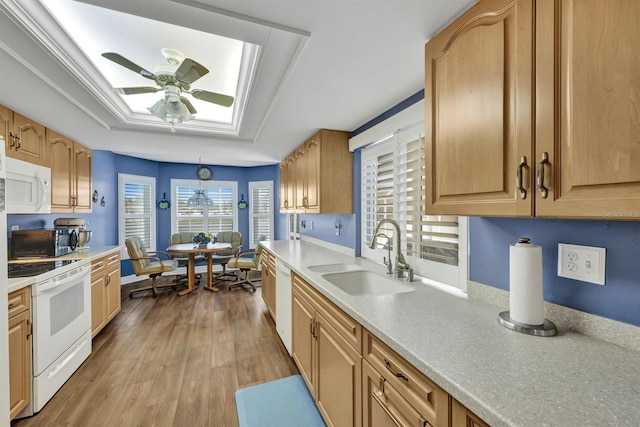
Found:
<box><xmin>8</xmin><ymin>246</ymin><xmax>121</xmax><ymax>294</ymax></box>
<box><xmin>261</xmin><ymin>239</ymin><xmax>640</xmax><ymax>427</ymax></box>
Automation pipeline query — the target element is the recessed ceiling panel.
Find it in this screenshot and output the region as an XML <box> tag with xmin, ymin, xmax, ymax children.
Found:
<box><xmin>42</xmin><ymin>0</ymin><xmax>245</xmax><ymax>124</ymax></box>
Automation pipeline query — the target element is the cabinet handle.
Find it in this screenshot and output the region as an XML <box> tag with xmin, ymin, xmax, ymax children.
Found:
<box><xmin>537</xmin><ymin>152</ymin><xmax>550</xmax><ymax>199</ymax></box>
<box><xmin>384</xmin><ymin>358</ymin><xmax>409</xmax><ymax>381</ymax></box>
<box><xmin>8</xmin><ymin>132</ymin><xmax>15</xmax><ymax>149</ymax></box>
<box><xmin>27</xmin><ymin>320</ymin><xmax>32</xmax><ymax>339</ymax></box>
<box><xmin>309</xmin><ymin>319</ymin><xmax>315</xmax><ymax>338</ymax></box>
<box><xmin>8</xmin><ymin>303</ymin><xmax>14</xmax><ymax>310</ymax></box>
<box><xmin>516</xmin><ymin>156</ymin><xmax>527</xmax><ymax>199</ymax></box>
<box><xmin>15</xmin><ymin>136</ymin><xmax>20</xmax><ymax>149</ymax></box>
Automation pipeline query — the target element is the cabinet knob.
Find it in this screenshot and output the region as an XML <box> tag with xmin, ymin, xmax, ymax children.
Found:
<box><xmin>8</xmin><ymin>303</ymin><xmax>14</xmax><ymax>310</ymax></box>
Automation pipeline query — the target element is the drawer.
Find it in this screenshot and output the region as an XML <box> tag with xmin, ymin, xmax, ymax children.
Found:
<box><xmin>8</xmin><ymin>286</ymin><xmax>30</xmax><ymax>319</ymax></box>
<box><xmin>91</xmin><ymin>257</ymin><xmax>106</xmax><ymax>277</ymax></box>
<box><xmin>364</xmin><ymin>330</ymin><xmax>448</xmax><ymax>427</ymax></box>
<box><xmin>292</xmin><ymin>272</ymin><xmax>362</xmax><ymax>353</ymax></box>
<box><xmin>105</xmin><ymin>252</ymin><xmax>120</xmax><ymax>268</ymax></box>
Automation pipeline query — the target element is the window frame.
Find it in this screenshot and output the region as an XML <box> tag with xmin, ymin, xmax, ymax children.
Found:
<box><xmin>248</xmin><ymin>180</ymin><xmax>275</xmax><ymax>248</ymax></box>
<box><xmin>170</xmin><ymin>179</ymin><xmax>238</xmax><ymax>236</ymax></box>
<box><xmin>357</xmin><ymin>105</ymin><xmax>468</xmax><ymax>291</ymax></box>
<box><xmin>118</xmin><ymin>173</ymin><xmax>156</xmax><ymax>259</ymax></box>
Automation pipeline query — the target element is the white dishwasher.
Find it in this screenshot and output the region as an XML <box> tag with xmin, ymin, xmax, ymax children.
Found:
<box><xmin>275</xmin><ymin>259</ymin><xmax>292</xmax><ymax>355</ymax></box>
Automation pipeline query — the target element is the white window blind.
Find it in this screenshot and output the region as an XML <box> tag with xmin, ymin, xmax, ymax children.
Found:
<box><xmin>361</xmin><ymin>128</ymin><xmax>466</xmax><ymax>289</ymax></box>
<box><xmin>248</xmin><ymin>180</ymin><xmax>274</xmax><ymax>248</ymax></box>
<box><xmin>171</xmin><ymin>179</ymin><xmax>238</xmax><ymax>235</ymax></box>
<box><xmin>118</xmin><ymin>173</ymin><xmax>156</xmax><ymax>258</ymax></box>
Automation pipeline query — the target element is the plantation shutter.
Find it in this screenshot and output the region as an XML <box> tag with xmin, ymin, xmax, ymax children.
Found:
<box><xmin>118</xmin><ymin>173</ymin><xmax>156</xmax><ymax>256</ymax></box>
<box><xmin>176</xmin><ymin>185</ymin><xmax>204</xmax><ymax>233</ymax></box>
<box><xmin>207</xmin><ymin>186</ymin><xmax>234</xmax><ymax>233</ymax></box>
<box><xmin>361</xmin><ymin>131</ymin><xmax>459</xmax><ymax>266</ymax></box>
<box><xmin>249</xmin><ymin>181</ymin><xmax>274</xmax><ymax>247</ymax></box>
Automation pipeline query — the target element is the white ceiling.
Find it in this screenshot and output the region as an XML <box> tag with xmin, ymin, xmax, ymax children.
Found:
<box><xmin>0</xmin><ymin>0</ymin><xmax>476</xmax><ymax>167</ymax></box>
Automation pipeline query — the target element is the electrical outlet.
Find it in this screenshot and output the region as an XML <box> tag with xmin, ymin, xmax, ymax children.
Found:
<box><xmin>557</xmin><ymin>243</ymin><xmax>606</xmax><ymax>285</ymax></box>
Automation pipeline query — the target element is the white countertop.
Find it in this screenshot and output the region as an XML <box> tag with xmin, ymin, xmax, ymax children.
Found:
<box><xmin>262</xmin><ymin>240</ymin><xmax>640</xmax><ymax>427</ymax></box>
<box><xmin>8</xmin><ymin>246</ymin><xmax>121</xmax><ymax>293</ymax></box>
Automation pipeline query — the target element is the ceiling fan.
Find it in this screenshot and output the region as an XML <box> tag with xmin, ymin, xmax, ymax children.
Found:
<box><xmin>102</xmin><ymin>48</ymin><xmax>234</xmax><ymax>126</ymax></box>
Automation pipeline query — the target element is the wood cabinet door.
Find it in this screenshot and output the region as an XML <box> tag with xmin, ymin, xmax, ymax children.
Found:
<box><xmin>48</xmin><ymin>129</ymin><xmax>75</xmax><ymax>212</ymax></box>
<box><xmin>291</xmin><ymin>287</ymin><xmax>316</xmax><ymax>397</ymax></box>
<box><xmin>73</xmin><ymin>142</ymin><xmax>92</xmax><ymax>212</ymax></box>
<box><xmin>305</xmin><ymin>135</ymin><xmax>321</xmax><ymax>213</ymax></box>
<box><xmin>294</xmin><ymin>147</ymin><xmax>307</xmax><ymax>211</ymax></box>
<box><xmin>425</xmin><ymin>0</ymin><xmax>534</xmax><ymax>216</ymax></box>
<box><xmin>11</xmin><ymin>112</ymin><xmax>47</xmax><ymax>166</ymax></box>
<box><xmin>9</xmin><ymin>310</ymin><xmax>31</xmax><ymax>420</ymax></box>
<box><xmin>106</xmin><ymin>266</ymin><xmax>121</xmax><ymax>321</ymax></box>
<box><xmin>279</xmin><ymin>162</ymin><xmax>290</xmax><ymax>212</ymax></box>
<box><xmin>285</xmin><ymin>157</ymin><xmax>296</xmax><ymax>211</ymax></box>
<box><xmin>451</xmin><ymin>397</ymin><xmax>489</xmax><ymax>427</ymax></box>
<box><xmin>315</xmin><ymin>311</ymin><xmax>361</xmax><ymax>427</ymax></box>
<box><xmin>91</xmin><ymin>273</ymin><xmax>106</xmax><ymax>337</ymax></box>
<box><xmin>363</xmin><ymin>360</ymin><xmax>426</xmax><ymax>427</ymax></box>
<box><xmin>535</xmin><ymin>0</ymin><xmax>640</xmax><ymax>219</ymax></box>
<box><xmin>1</xmin><ymin>105</ymin><xmax>12</xmax><ymax>152</ymax></box>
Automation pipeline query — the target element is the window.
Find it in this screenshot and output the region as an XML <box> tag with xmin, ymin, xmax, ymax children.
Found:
<box><xmin>287</xmin><ymin>213</ymin><xmax>300</xmax><ymax>241</ymax></box>
<box><xmin>248</xmin><ymin>181</ymin><xmax>274</xmax><ymax>248</ymax></box>
<box><xmin>118</xmin><ymin>174</ymin><xmax>156</xmax><ymax>258</ymax></box>
<box><xmin>171</xmin><ymin>179</ymin><xmax>238</xmax><ymax>235</ymax></box>
<box><xmin>360</xmin><ymin>124</ymin><xmax>468</xmax><ymax>290</ymax></box>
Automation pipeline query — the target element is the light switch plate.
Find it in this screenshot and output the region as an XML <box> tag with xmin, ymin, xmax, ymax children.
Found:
<box><xmin>557</xmin><ymin>243</ymin><xmax>606</xmax><ymax>285</ymax></box>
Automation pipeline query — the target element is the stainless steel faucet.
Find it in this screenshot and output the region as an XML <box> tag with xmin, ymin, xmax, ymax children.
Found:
<box><xmin>369</xmin><ymin>219</ymin><xmax>413</xmax><ymax>280</ymax></box>
<box><xmin>374</xmin><ymin>233</ymin><xmax>393</xmax><ymax>274</ymax></box>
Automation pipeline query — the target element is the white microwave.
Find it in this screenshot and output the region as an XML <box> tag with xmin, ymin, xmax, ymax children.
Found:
<box><xmin>5</xmin><ymin>156</ymin><xmax>51</xmax><ymax>214</ymax></box>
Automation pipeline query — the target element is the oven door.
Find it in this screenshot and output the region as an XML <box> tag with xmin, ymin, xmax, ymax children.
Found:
<box><xmin>31</xmin><ymin>263</ymin><xmax>91</xmax><ymax>376</ymax></box>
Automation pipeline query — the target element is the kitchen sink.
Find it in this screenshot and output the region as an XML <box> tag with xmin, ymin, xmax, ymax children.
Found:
<box><xmin>321</xmin><ymin>270</ymin><xmax>414</xmax><ymax>296</ymax></box>
<box><xmin>307</xmin><ymin>263</ymin><xmax>363</xmax><ymax>273</ymax></box>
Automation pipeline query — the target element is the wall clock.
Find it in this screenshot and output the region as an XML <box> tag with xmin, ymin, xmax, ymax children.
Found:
<box><xmin>197</xmin><ymin>166</ymin><xmax>213</xmax><ymax>180</ymax></box>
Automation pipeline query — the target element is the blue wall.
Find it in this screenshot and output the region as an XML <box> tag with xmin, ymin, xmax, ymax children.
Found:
<box><xmin>469</xmin><ymin>217</ymin><xmax>640</xmax><ymax>326</ymax></box>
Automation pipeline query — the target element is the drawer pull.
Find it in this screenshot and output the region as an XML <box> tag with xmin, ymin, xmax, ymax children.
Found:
<box><xmin>384</xmin><ymin>358</ymin><xmax>409</xmax><ymax>381</ymax></box>
<box><xmin>372</xmin><ymin>388</ymin><xmax>403</xmax><ymax>427</ymax></box>
<box><xmin>8</xmin><ymin>303</ymin><xmax>15</xmax><ymax>309</ymax></box>
<box><xmin>537</xmin><ymin>152</ymin><xmax>550</xmax><ymax>199</ymax></box>
<box><xmin>516</xmin><ymin>156</ymin><xmax>527</xmax><ymax>199</ymax></box>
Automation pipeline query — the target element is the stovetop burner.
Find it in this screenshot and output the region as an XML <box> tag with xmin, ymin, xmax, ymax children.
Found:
<box><xmin>8</xmin><ymin>259</ymin><xmax>78</xmax><ymax>278</ymax></box>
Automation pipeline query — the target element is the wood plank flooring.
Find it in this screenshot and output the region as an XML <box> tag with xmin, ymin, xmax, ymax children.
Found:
<box><xmin>12</xmin><ymin>277</ymin><xmax>298</xmax><ymax>427</ymax></box>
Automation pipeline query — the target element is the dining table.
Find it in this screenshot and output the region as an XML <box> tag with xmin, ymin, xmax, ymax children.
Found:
<box><xmin>167</xmin><ymin>242</ymin><xmax>233</xmax><ymax>295</ymax></box>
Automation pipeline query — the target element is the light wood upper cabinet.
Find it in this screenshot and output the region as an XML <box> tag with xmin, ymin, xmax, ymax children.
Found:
<box><xmin>279</xmin><ymin>129</ymin><xmax>353</xmax><ymax>214</ymax></box>
<box><xmin>535</xmin><ymin>0</ymin><xmax>640</xmax><ymax>218</ymax></box>
<box><xmin>4</xmin><ymin>110</ymin><xmax>48</xmax><ymax>167</ymax></box>
<box><xmin>425</xmin><ymin>0</ymin><xmax>533</xmax><ymax>217</ymax></box>
<box><xmin>8</xmin><ymin>287</ymin><xmax>31</xmax><ymax>420</ymax></box>
<box><xmin>426</xmin><ymin>0</ymin><xmax>640</xmax><ymax>219</ymax></box>
<box><xmin>48</xmin><ymin>128</ymin><xmax>92</xmax><ymax>213</ymax></box>
<box><xmin>279</xmin><ymin>156</ymin><xmax>296</xmax><ymax>212</ymax></box>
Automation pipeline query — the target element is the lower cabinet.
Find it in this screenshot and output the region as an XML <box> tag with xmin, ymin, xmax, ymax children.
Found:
<box><xmin>292</xmin><ymin>272</ymin><xmax>362</xmax><ymax>427</ymax></box>
<box><xmin>91</xmin><ymin>252</ymin><xmax>121</xmax><ymax>337</ymax></box>
<box><xmin>8</xmin><ymin>286</ymin><xmax>31</xmax><ymax>420</ymax></box>
<box><xmin>451</xmin><ymin>397</ymin><xmax>490</xmax><ymax>427</ymax></box>
<box><xmin>290</xmin><ymin>272</ymin><xmax>489</xmax><ymax>427</ymax></box>
<box><xmin>261</xmin><ymin>250</ymin><xmax>276</xmax><ymax>319</ymax></box>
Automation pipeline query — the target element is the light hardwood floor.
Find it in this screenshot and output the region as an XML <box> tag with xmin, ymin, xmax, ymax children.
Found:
<box><xmin>12</xmin><ymin>277</ymin><xmax>298</xmax><ymax>427</ymax></box>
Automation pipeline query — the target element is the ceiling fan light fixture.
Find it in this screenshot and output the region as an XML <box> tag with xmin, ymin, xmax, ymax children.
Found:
<box><xmin>148</xmin><ymin>99</ymin><xmax>167</xmax><ymax>120</ymax></box>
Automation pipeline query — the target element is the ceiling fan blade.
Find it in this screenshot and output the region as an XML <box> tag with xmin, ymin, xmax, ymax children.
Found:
<box><xmin>175</xmin><ymin>58</ymin><xmax>209</xmax><ymax>84</ymax></box>
<box><xmin>102</xmin><ymin>52</ymin><xmax>155</xmax><ymax>80</ymax></box>
<box><xmin>115</xmin><ymin>86</ymin><xmax>160</xmax><ymax>95</ymax></box>
<box><xmin>180</xmin><ymin>97</ymin><xmax>198</xmax><ymax>114</ymax></box>
<box><xmin>190</xmin><ymin>89</ymin><xmax>234</xmax><ymax>107</ymax></box>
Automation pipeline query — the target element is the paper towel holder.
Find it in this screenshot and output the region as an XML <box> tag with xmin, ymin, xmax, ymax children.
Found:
<box><xmin>498</xmin><ymin>236</ymin><xmax>557</xmax><ymax>337</ymax></box>
<box><xmin>497</xmin><ymin>311</ymin><xmax>557</xmax><ymax>337</ymax></box>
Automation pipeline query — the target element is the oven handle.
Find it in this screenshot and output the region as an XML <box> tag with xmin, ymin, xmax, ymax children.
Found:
<box><xmin>37</xmin><ymin>265</ymin><xmax>90</xmax><ymax>293</ymax></box>
<box><xmin>46</xmin><ymin>338</ymin><xmax>88</xmax><ymax>380</ymax></box>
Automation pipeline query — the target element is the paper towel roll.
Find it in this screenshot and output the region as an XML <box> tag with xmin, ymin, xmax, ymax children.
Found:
<box><xmin>509</xmin><ymin>239</ymin><xmax>544</xmax><ymax>325</ymax></box>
